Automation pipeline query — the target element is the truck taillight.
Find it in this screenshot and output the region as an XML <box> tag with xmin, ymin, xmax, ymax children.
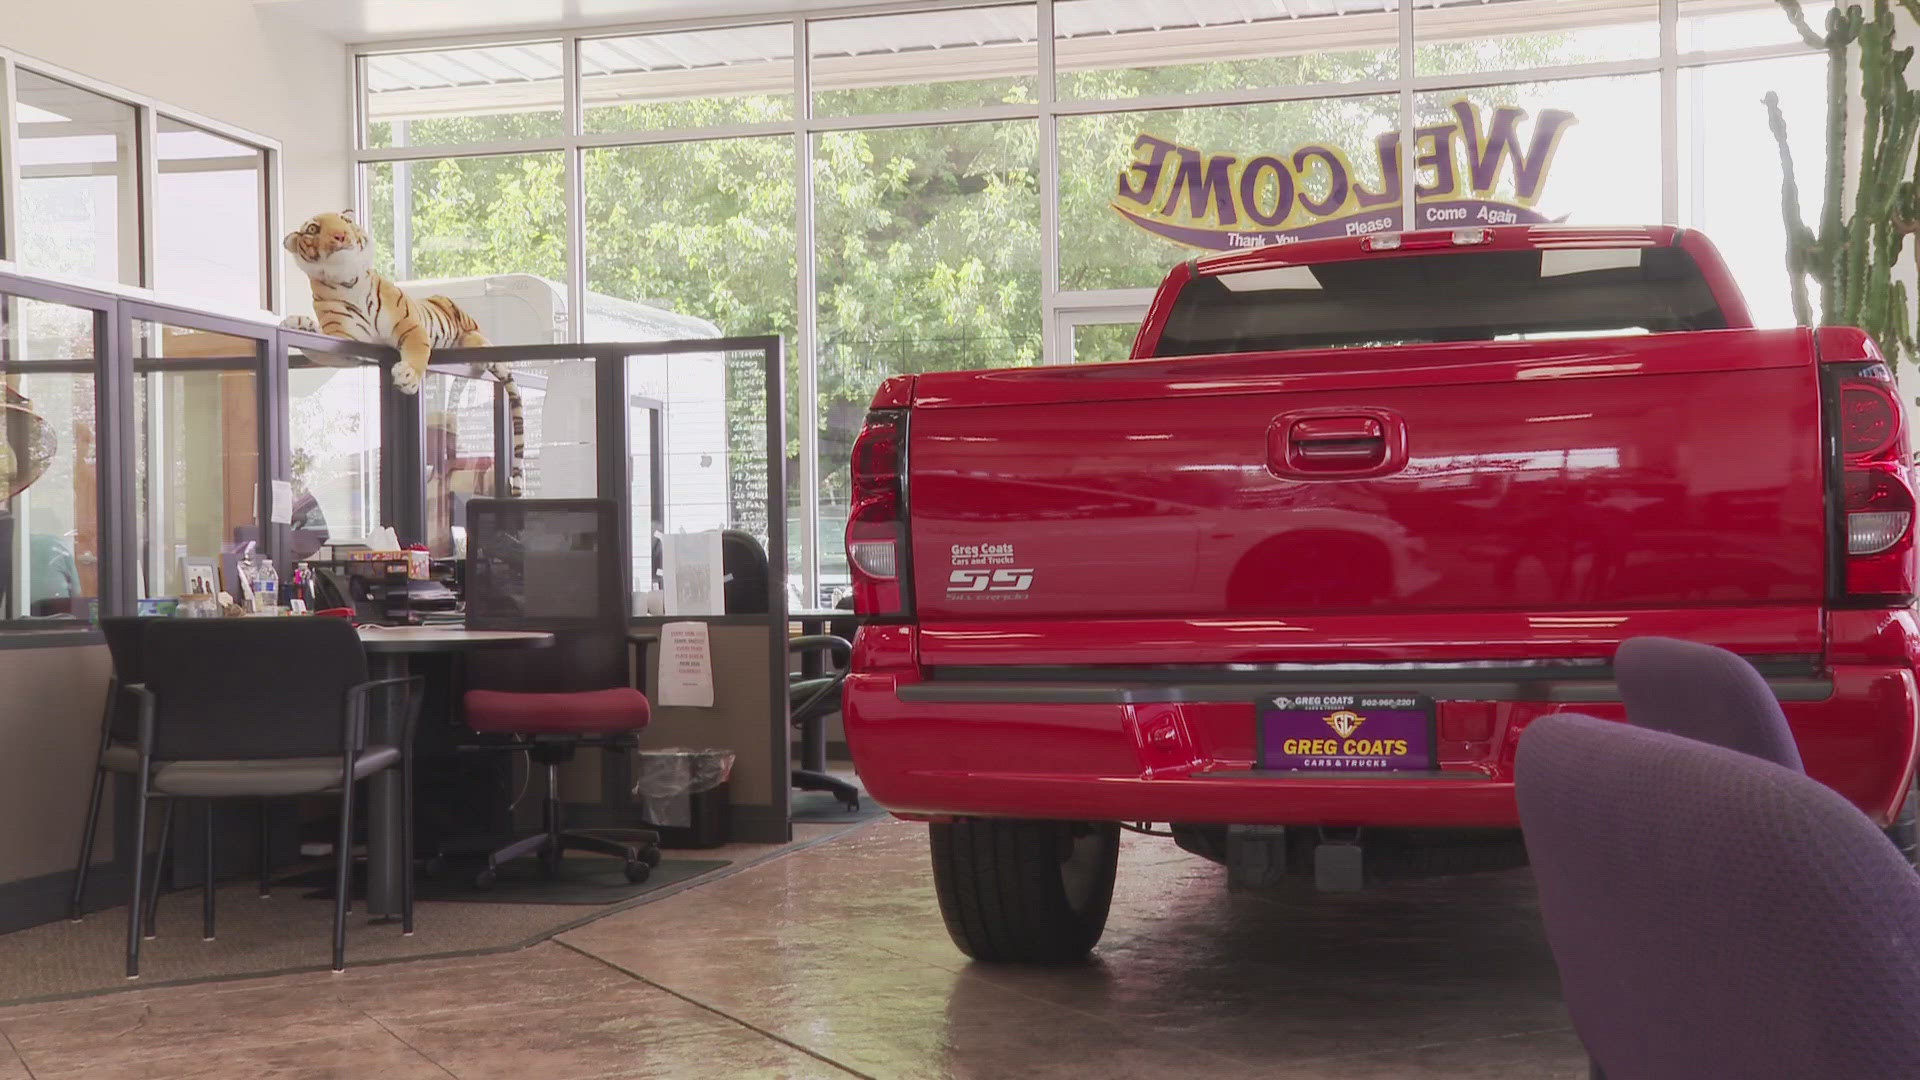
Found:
<box><xmin>847</xmin><ymin>408</ymin><xmax>911</xmax><ymax>616</ymax></box>
<box><xmin>1822</xmin><ymin>354</ymin><xmax>1916</xmax><ymax>602</ymax></box>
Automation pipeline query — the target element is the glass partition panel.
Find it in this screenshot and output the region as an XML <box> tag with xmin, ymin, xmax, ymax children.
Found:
<box><xmin>133</xmin><ymin>320</ymin><xmax>260</xmax><ymax>600</ymax></box>
<box><xmin>808</xmin><ymin>4</ymin><xmax>1039</xmax><ymax>117</ymax></box>
<box><xmin>1054</xmin><ymin>0</ymin><xmax>1398</xmax><ymax>102</ymax></box>
<box><xmin>1</xmin><ymin>294</ymin><xmax>101</xmax><ymax>620</ymax></box>
<box><xmin>422</xmin><ymin>368</ymin><xmax>495</xmax><ymax>559</ymax></box>
<box><xmin>495</xmin><ymin>358</ymin><xmax>598</xmax><ymax>500</ymax></box>
<box><xmin>155</xmin><ymin>118</ymin><xmax>266</xmax><ymax>311</ymax></box>
<box><xmin>625</xmin><ymin>346</ymin><xmax>776</xmax><ymax>613</ymax></box>
<box><xmin>14</xmin><ymin>70</ymin><xmax>140</xmax><ymax>286</ymax></box>
<box><xmin>582</xmin><ymin>24</ymin><xmax>794</xmax><ymax>134</ymax></box>
<box><xmin>363</xmin><ymin>43</ymin><xmax>565</xmax><ymax>148</ymax></box>
<box><xmin>1415</xmin><ymin>0</ymin><xmax>1659</xmax><ymax>75</ymax></box>
<box><xmin>288</xmin><ymin>355</ymin><xmax>383</xmax><ymax>559</ymax></box>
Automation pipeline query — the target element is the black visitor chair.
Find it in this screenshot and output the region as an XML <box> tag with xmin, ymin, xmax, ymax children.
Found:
<box><xmin>78</xmin><ymin>617</ymin><xmax>420</xmax><ymax>977</ymax></box>
<box><xmin>719</xmin><ymin>528</ymin><xmax>860</xmax><ymax>810</ymax></box>
<box><xmin>74</xmin><ymin>617</ymin><xmax>278</xmax><ymax>930</ymax></box>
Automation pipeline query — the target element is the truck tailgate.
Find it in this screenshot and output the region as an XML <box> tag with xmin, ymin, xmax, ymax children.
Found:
<box><xmin>905</xmin><ymin>328</ymin><xmax>1826</xmax><ymax>666</ymax></box>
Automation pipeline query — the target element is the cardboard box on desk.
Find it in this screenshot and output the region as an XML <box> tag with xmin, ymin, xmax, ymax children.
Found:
<box><xmin>344</xmin><ymin>550</ymin><xmax>431</xmax><ymax>580</ymax></box>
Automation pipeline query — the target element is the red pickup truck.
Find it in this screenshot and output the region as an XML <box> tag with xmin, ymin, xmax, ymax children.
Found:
<box><xmin>842</xmin><ymin>224</ymin><xmax>1920</xmax><ymax>962</ymax></box>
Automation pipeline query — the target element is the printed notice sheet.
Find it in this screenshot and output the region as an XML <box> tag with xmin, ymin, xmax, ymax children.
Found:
<box><xmin>657</xmin><ymin>621</ymin><xmax>715</xmax><ymax>708</ymax></box>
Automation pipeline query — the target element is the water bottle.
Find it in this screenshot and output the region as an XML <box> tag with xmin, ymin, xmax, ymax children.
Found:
<box><xmin>255</xmin><ymin>557</ymin><xmax>280</xmax><ymax>613</ymax></box>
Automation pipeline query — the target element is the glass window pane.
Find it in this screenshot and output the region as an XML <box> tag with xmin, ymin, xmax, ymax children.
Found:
<box><xmin>1054</xmin><ymin>0</ymin><xmax>1398</xmax><ymax>101</ymax></box>
<box><xmin>362</xmin><ymin>43</ymin><xmax>564</xmax><ymax>148</ymax></box>
<box><xmin>582</xmin><ymin>25</ymin><xmax>794</xmax><ymax>134</ymax></box>
<box><xmin>1</xmin><ymin>296</ymin><xmax>101</xmax><ymax>621</ymax></box>
<box><xmin>289</xmin><ymin>359</ymin><xmax>382</xmax><ymax>560</ymax></box>
<box><xmin>5</xmin><ymin>297</ymin><xmax>96</xmax><ymax>364</ymax></box>
<box><xmin>1412</xmin><ymin>75</ymin><xmax>1661</xmax><ymax>230</ymax></box>
<box><xmin>422</xmin><ymin>370</ymin><xmax>495</xmax><ymax>559</ymax></box>
<box><xmin>1070</xmin><ymin>321</ymin><xmax>1140</xmax><ymax>363</ymax></box>
<box><xmin>14</xmin><ymin>70</ymin><xmax>139</xmax><ymax>286</ymax></box>
<box><xmin>363</xmin><ymin>153</ymin><xmax>568</xmax><ymax>329</ymax></box>
<box><xmin>133</xmin><ymin>321</ymin><xmax>260</xmax><ymax>601</ymax></box>
<box><xmin>1415</xmin><ymin>0</ymin><xmax>1659</xmax><ymax>75</ymax></box>
<box><xmin>1059</xmin><ymin>94</ymin><xmax>1400</xmax><ymax>292</ymax></box>
<box><xmin>155</xmin><ymin>118</ymin><xmax>265</xmax><ymax>311</ymax></box>
<box><xmin>1680</xmin><ymin>54</ymin><xmax>1827</xmax><ymax>327</ymax></box>
<box><xmin>586</xmin><ymin>137</ymin><xmax>798</xmax><ymax>598</ymax></box>
<box><xmin>809</xmin><ymin>5</ymin><xmax>1038</xmax><ymax>117</ymax></box>
<box><xmin>814</xmin><ymin>119</ymin><xmax>1039</xmax><ymax>601</ymax></box>
<box><xmin>1680</xmin><ymin>1</ymin><xmax>1834</xmax><ymax>52</ymax></box>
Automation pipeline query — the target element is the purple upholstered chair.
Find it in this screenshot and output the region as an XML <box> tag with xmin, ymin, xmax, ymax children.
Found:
<box><xmin>1517</xmin><ymin>712</ymin><xmax>1920</xmax><ymax>1080</ymax></box>
<box><xmin>1614</xmin><ymin>636</ymin><xmax>1803</xmax><ymax>771</ymax></box>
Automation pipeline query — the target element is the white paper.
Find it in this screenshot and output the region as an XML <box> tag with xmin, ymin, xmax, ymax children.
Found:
<box><xmin>661</xmin><ymin>529</ymin><xmax>726</xmax><ymax>616</ymax></box>
<box><xmin>270</xmin><ymin>480</ymin><xmax>294</xmax><ymax>525</ymax></box>
<box><xmin>656</xmin><ymin>621</ymin><xmax>715</xmax><ymax>708</ymax></box>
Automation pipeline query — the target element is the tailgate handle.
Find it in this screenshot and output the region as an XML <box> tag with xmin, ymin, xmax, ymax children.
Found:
<box><xmin>1269</xmin><ymin>410</ymin><xmax>1406</xmax><ymax>479</ymax></box>
<box><xmin>1289</xmin><ymin>417</ymin><xmax>1386</xmax><ymax>469</ymax></box>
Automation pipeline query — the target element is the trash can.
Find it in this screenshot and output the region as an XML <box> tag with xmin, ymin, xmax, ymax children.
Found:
<box><xmin>633</xmin><ymin>748</ymin><xmax>735</xmax><ymax>848</ymax></box>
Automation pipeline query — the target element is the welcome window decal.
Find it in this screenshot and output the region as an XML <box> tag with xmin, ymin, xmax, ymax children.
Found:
<box><xmin>1111</xmin><ymin>100</ymin><xmax>1577</xmax><ymax>251</ymax></box>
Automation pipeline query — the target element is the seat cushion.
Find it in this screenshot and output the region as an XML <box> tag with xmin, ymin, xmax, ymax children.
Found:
<box><xmin>150</xmin><ymin>746</ymin><xmax>401</xmax><ymax>797</ymax></box>
<box><xmin>464</xmin><ymin>687</ymin><xmax>650</xmax><ymax>735</ymax></box>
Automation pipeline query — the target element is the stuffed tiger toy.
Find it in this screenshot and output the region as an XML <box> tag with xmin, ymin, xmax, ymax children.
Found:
<box><xmin>281</xmin><ymin>209</ymin><xmax>523</xmax><ymax>496</ymax></box>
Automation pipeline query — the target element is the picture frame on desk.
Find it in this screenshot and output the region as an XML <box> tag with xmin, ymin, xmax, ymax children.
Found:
<box><xmin>180</xmin><ymin>557</ymin><xmax>218</xmax><ymax>598</ymax></box>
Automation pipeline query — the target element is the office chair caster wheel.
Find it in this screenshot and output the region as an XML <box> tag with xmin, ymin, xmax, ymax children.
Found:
<box><xmin>623</xmin><ymin>859</ymin><xmax>651</xmax><ymax>884</ymax></box>
<box><xmin>841</xmin><ymin>795</ymin><xmax>861</xmax><ymax>812</ymax></box>
<box><xmin>641</xmin><ymin>848</ymin><xmax>663</xmax><ymax>868</ymax></box>
<box><xmin>473</xmin><ymin>868</ymin><xmax>497</xmax><ymax>890</ymax></box>
<box><xmin>421</xmin><ymin>856</ymin><xmax>446</xmax><ymax>878</ymax></box>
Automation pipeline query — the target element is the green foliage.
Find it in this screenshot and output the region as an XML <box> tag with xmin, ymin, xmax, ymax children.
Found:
<box><xmin>1767</xmin><ymin>0</ymin><xmax>1920</xmax><ymax>362</ymax></box>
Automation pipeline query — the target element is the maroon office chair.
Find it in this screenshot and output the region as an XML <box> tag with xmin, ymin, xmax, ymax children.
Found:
<box><xmin>460</xmin><ymin>498</ymin><xmax>661</xmax><ymax>887</ymax></box>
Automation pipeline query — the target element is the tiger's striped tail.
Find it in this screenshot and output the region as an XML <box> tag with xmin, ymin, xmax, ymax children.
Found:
<box><xmin>486</xmin><ymin>363</ymin><xmax>526</xmax><ymax>497</ymax></box>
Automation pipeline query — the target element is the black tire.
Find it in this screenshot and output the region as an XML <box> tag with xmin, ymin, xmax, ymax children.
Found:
<box><xmin>1885</xmin><ymin>776</ymin><xmax>1918</xmax><ymax>867</ymax></box>
<box><xmin>929</xmin><ymin>819</ymin><xmax>1120</xmax><ymax>962</ymax></box>
<box><xmin>473</xmin><ymin>868</ymin><xmax>497</xmax><ymax>890</ymax></box>
<box><xmin>623</xmin><ymin>859</ymin><xmax>651</xmax><ymax>884</ymax></box>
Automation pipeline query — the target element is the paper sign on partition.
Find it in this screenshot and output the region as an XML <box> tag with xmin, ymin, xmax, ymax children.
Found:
<box><xmin>270</xmin><ymin>480</ymin><xmax>294</xmax><ymax>525</ymax></box>
<box><xmin>657</xmin><ymin>621</ymin><xmax>715</xmax><ymax>708</ymax></box>
<box><xmin>662</xmin><ymin>529</ymin><xmax>726</xmax><ymax>616</ymax></box>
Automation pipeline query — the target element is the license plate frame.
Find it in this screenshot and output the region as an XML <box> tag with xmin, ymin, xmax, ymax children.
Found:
<box><xmin>1255</xmin><ymin>692</ymin><xmax>1439</xmax><ymax>773</ymax></box>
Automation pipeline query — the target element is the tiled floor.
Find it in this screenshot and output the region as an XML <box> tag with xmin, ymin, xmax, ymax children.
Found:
<box><xmin>0</xmin><ymin>819</ymin><xmax>1587</xmax><ymax>1078</ymax></box>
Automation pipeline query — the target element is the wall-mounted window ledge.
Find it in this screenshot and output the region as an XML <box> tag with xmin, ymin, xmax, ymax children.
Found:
<box><xmin>0</xmin><ymin>628</ymin><xmax>105</xmax><ymax>650</ymax></box>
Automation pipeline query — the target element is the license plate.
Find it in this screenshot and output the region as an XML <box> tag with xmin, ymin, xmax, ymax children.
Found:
<box><xmin>1256</xmin><ymin>693</ymin><xmax>1438</xmax><ymax>772</ymax></box>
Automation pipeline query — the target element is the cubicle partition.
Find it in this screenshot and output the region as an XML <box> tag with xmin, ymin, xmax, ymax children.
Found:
<box><xmin>0</xmin><ymin>265</ymin><xmax>793</xmax><ymax>930</ymax></box>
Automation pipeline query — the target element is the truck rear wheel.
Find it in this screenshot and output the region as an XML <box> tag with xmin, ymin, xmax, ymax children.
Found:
<box><xmin>929</xmin><ymin>819</ymin><xmax>1120</xmax><ymax>962</ymax></box>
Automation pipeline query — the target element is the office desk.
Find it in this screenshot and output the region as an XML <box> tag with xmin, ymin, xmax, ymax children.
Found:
<box><xmin>357</xmin><ymin>626</ymin><xmax>552</xmax><ymax>917</ymax></box>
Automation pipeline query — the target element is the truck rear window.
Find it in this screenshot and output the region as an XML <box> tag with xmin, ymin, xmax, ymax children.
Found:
<box><xmin>1153</xmin><ymin>246</ymin><xmax>1728</xmax><ymax>358</ymax></box>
